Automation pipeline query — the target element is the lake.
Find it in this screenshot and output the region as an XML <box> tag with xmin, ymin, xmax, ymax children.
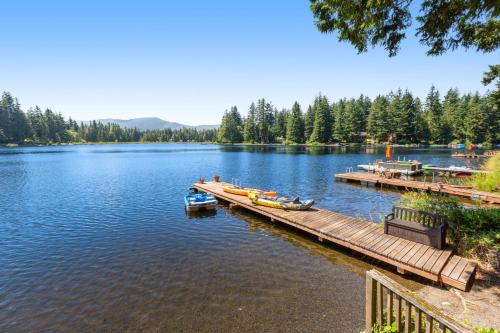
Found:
<box><xmin>0</xmin><ymin>144</ymin><xmax>482</xmax><ymax>332</ymax></box>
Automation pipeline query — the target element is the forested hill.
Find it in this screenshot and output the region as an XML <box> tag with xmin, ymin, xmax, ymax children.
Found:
<box><xmin>1</xmin><ymin>86</ymin><xmax>498</xmax><ymax>146</ymax></box>
<box><xmin>79</xmin><ymin>117</ymin><xmax>218</xmax><ymax>131</ymax></box>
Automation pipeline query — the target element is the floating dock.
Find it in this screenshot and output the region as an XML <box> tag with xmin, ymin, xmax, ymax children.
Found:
<box><xmin>193</xmin><ymin>181</ymin><xmax>477</xmax><ymax>291</ymax></box>
<box><xmin>335</xmin><ymin>172</ymin><xmax>500</xmax><ymax>204</ymax></box>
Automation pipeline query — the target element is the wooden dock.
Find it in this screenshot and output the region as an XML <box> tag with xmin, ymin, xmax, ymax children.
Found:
<box><xmin>335</xmin><ymin>172</ymin><xmax>500</xmax><ymax>204</ymax></box>
<box><xmin>193</xmin><ymin>181</ymin><xmax>477</xmax><ymax>291</ymax></box>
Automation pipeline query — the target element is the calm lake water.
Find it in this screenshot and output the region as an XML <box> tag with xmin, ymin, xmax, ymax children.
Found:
<box><xmin>0</xmin><ymin>144</ymin><xmax>482</xmax><ymax>332</ymax></box>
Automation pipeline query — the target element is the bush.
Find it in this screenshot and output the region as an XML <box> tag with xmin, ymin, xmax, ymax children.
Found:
<box><xmin>398</xmin><ymin>192</ymin><xmax>500</xmax><ymax>263</ymax></box>
<box><xmin>471</xmin><ymin>154</ymin><xmax>500</xmax><ymax>192</ymax></box>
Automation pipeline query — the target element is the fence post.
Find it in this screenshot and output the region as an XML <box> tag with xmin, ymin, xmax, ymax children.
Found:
<box><xmin>377</xmin><ymin>282</ymin><xmax>383</xmax><ymax>326</ymax></box>
<box><xmin>366</xmin><ymin>274</ymin><xmax>377</xmax><ymax>332</ymax></box>
<box><xmin>386</xmin><ymin>290</ymin><xmax>393</xmax><ymax>326</ymax></box>
<box><xmin>366</xmin><ymin>269</ymin><xmax>474</xmax><ymax>333</ymax></box>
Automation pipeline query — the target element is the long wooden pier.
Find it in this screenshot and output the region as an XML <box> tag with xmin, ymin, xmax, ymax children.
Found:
<box><xmin>193</xmin><ymin>181</ymin><xmax>477</xmax><ymax>291</ymax></box>
<box><xmin>335</xmin><ymin>172</ymin><xmax>500</xmax><ymax>204</ymax></box>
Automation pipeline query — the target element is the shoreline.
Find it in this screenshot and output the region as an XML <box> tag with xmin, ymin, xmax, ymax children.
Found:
<box><xmin>0</xmin><ymin>142</ymin><xmax>464</xmax><ymax>148</ymax></box>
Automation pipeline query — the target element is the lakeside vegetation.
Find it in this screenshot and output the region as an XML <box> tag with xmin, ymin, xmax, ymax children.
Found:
<box><xmin>0</xmin><ymin>92</ymin><xmax>217</xmax><ymax>144</ymax></box>
<box><xmin>1</xmin><ymin>85</ymin><xmax>498</xmax><ymax>147</ymax></box>
<box><xmin>399</xmin><ymin>192</ymin><xmax>499</xmax><ymax>268</ymax></box>
<box><xmin>218</xmin><ymin>86</ymin><xmax>499</xmax><ymax>145</ymax></box>
<box><xmin>472</xmin><ymin>154</ymin><xmax>500</xmax><ymax>192</ymax></box>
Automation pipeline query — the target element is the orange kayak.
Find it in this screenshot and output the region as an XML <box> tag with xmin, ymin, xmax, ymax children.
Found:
<box><xmin>222</xmin><ymin>185</ymin><xmax>276</xmax><ymax>197</ymax></box>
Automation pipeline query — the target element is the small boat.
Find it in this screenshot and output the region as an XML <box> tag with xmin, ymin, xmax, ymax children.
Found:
<box><xmin>248</xmin><ymin>192</ymin><xmax>314</xmax><ymax>211</ymax></box>
<box><xmin>184</xmin><ymin>188</ymin><xmax>218</xmax><ymax>212</ymax></box>
<box><xmin>222</xmin><ymin>185</ymin><xmax>277</xmax><ymax>197</ymax></box>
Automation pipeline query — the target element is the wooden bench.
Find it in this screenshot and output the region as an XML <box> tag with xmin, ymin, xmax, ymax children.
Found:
<box><xmin>384</xmin><ymin>206</ymin><xmax>447</xmax><ymax>249</ymax></box>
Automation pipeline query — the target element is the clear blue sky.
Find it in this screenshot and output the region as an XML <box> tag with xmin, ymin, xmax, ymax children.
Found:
<box><xmin>1</xmin><ymin>0</ymin><xmax>498</xmax><ymax>125</ymax></box>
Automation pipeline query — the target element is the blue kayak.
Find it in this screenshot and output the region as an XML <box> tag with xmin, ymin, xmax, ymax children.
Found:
<box><xmin>184</xmin><ymin>189</ymin><xmax>218</xmax><ymax>212</ymax></box>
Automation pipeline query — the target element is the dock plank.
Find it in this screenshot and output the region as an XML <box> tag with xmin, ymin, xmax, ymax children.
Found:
<box><xmin>440</xmin><ymin>256</ymin><xmax>461</xmax><ymax>277</ymax></box>
<box><xmin>450</xmin><ymin>258</ymin><xmax>469</xmax><ymax>281</ymax></box>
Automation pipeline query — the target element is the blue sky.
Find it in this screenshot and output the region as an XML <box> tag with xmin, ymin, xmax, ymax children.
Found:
<box><xmin>1</xmin><ymin>0</ymin><xmax>498</xmax><ymax>125</ymax></box>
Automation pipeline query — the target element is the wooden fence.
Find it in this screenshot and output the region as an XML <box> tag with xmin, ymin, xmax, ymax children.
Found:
<box><xmin>366</xmin><ymin>270</ymin><xmax>473</xmax><ymax>333</ymax></box>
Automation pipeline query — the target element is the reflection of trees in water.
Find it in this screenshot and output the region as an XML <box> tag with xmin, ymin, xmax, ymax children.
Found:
<box><xmin>218</xmin><ymin>144</ymin><xmax>372</xmax><ymax>155</ymax></box>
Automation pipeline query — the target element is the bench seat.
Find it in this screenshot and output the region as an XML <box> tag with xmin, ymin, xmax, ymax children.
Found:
<box><xmin>385</xmin><ymin>207</ymin><xmax>447</xmax><ymax>249</ymax></box>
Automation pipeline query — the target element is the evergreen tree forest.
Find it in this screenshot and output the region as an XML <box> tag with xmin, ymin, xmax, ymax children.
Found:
<box><xmin>1</xmin><ymin>87</ymin><xmax>498</xmax><ymax>146</ymax></box>
<box><xmin>218</xmin><ymin>87</ymin><xmax>499</xmax><ymax>145</ymax></box>
<box><xmin>0</xmin><ymin>92</ymin><xmax>217</xmax><ymax>144</ymax></box>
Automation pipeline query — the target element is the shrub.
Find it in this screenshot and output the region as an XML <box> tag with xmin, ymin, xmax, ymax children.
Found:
<box><xmin>398</xmin><ymin>192</ymin><xmax>500</xmax><ymax>263</ymax></box>
<box><xmin>471</xmin><ymin>154</ymin><xmax>500</xmax><ymax>192</ymax></box>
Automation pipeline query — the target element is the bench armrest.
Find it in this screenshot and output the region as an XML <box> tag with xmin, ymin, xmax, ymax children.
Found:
<box><xmin>385</xmin><ymin>213</ymin><xmax>394</xmax><ymax>222</ymax></box>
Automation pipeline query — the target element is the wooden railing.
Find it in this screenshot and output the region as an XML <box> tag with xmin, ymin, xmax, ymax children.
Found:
<box><xmin>366</xmin><ymin>270</ymin><xmax>473</xmax><ymax>333</ymax></box>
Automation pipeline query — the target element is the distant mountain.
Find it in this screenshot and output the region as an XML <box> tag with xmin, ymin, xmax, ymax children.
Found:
<box><xmin>80</xmin><ymin>117</ymin><xmax>218</xmax><ymax>131</ymax></box>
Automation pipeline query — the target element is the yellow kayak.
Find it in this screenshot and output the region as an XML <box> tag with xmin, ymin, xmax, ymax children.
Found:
<box><xmin>223</xmin><ymin>185</ymin><xmax>277</xmax><ymax>197</ymax></box>
<box><xmin>248</xmin><ymin>192</ymin><xmax>314</xmax><ymax>211</ymax></box>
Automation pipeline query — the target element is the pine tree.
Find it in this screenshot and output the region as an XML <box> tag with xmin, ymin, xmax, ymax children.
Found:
<box><xmin>424</xmin><ymin>86</ymin><xmax>445</xmax><ymax>143</ymax></box>
<box><xmin>400</xmin><ymin>91</ymin><xmax>421</xmax><ymax>143</ymax></box>
<box><xmin>274</xmin><ymin>109</ymin><xmax>288</xmax><ymax>141</ymax></box>
<box><xmin>332</xmin><ymin>99</ymin><xmax>346</xmax><ymax>142</ymax></box>
<box><xmin>243</xmin><ymin>102</ymin><xmax>257</xmax><ymax>143</ymax></box>
<box><xmin>10</xmin><ymin>99</ymin><xmax>30</xmax><ymax>143</ymax></box>
<box><xmin>413</xmin><ymin>97</ymin><xmax>429</xmax><ymax>143</ymax></box>
<box><xmin>0</xmin><ymin>92</ymin><xmax>14</xmax><ymax>142</ymax></box>
<box><xmin>217</xmin><ymin>106</ymin><xmax>243</xmax><ymax>143</ymax></box>
<box><xmin>256</xmin><ymin>99</ymin><xmax>269</xmax><ymax>143</ymax></box>
<box><xmin>367</xmin><ymin>95</ymin><xmax>390</xmax><ymax>143</ymax></box>
<box><xmin>483</xmin><ymin>91</ymin><xmax>500</xmax><ymax>144</ymax></box>
<box><xmin>309</xmin><ymin>95</ymin><xmax>332</xmax><ymax>143</ymax></box>
<box><xmin>265</xmin><ymin>103</ymin><xmax>276</xmax><ymax>143</ymax></box>
<box><xmin>442</xmin><ymin>89</ymin><xmax>461</xmax><ymax>142</ymax></box>
<box><xmin>464</xmin><ymin>93</ymin><xmax>488</xmax><ymax>143</ymax></box>
<box><xmin>27</xmin><ymin>106</ymin><xmax>49</xmax><ymax>142</ymax></box>
<box><xmin>286</xmin><ymin>101</ymin><xmax>305</xmax><ymax>143</ymax></box>
<box><xmin>354</xmin><ymin>94</ymin><xmax>371</xmax><ymax>142</ymax></box>
<box><xmin>304</xmin><ymin>105</ymin><xmax>315</xmax><ymax>142</ymax></box>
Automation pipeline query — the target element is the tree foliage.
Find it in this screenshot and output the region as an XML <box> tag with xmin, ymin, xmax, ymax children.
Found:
<box><xmin>0</xmin><ymin>91</ymin><xmax>217</xmax><ymax>144</ymax></box>
<box><xmin>286</xmin><ymin>102</ymin><xmax>305</xmax><ymax>143</ymax></box>
<box><xmin>309</xmin><ymin>94</ymin><xmax>332</xmax><ymax>143</ymax></box>
<box><xmin>1</xmin><ymin>89</ymin><xmax>497</xmax><ymax>146</ymax></box>
<box><xmin>310</xmin><ymin>0</ymin><xmax>499</xmax><ymax>56</ymax></box>
<box><xmin>217</xmin><ymin>106</ymin><xmax>243</xmax><ymax>143</ymax></box>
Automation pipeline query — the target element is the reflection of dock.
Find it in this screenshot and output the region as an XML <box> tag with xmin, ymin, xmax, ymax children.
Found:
<box><xmin>335</xmin><ymin>172</ymin><xmax>500</xmax><ymax>204</ymax></box>
<box><xmin>194</xmin><ymin>181</ymin><xmax>477</xmax><ymax>291</ymax></box>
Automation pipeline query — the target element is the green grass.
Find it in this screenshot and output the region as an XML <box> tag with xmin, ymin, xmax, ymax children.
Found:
<box><xmin>471</xmin><ymin>154</ymin><xmax>500</xmax><ymax>192</ymax></box>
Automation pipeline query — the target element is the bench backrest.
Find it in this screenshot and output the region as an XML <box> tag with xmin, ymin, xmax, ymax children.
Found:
<box><xmin>393</xmin><ymin>206</ymin><xmax>447</xmax><ymax>228</ymax></box>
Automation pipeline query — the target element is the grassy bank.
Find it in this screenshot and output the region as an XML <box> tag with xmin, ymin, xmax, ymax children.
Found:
<box><xmin>470</xmin><ymin>154</ymin><xmax>500</xmax><ymax>192</ymax></box>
